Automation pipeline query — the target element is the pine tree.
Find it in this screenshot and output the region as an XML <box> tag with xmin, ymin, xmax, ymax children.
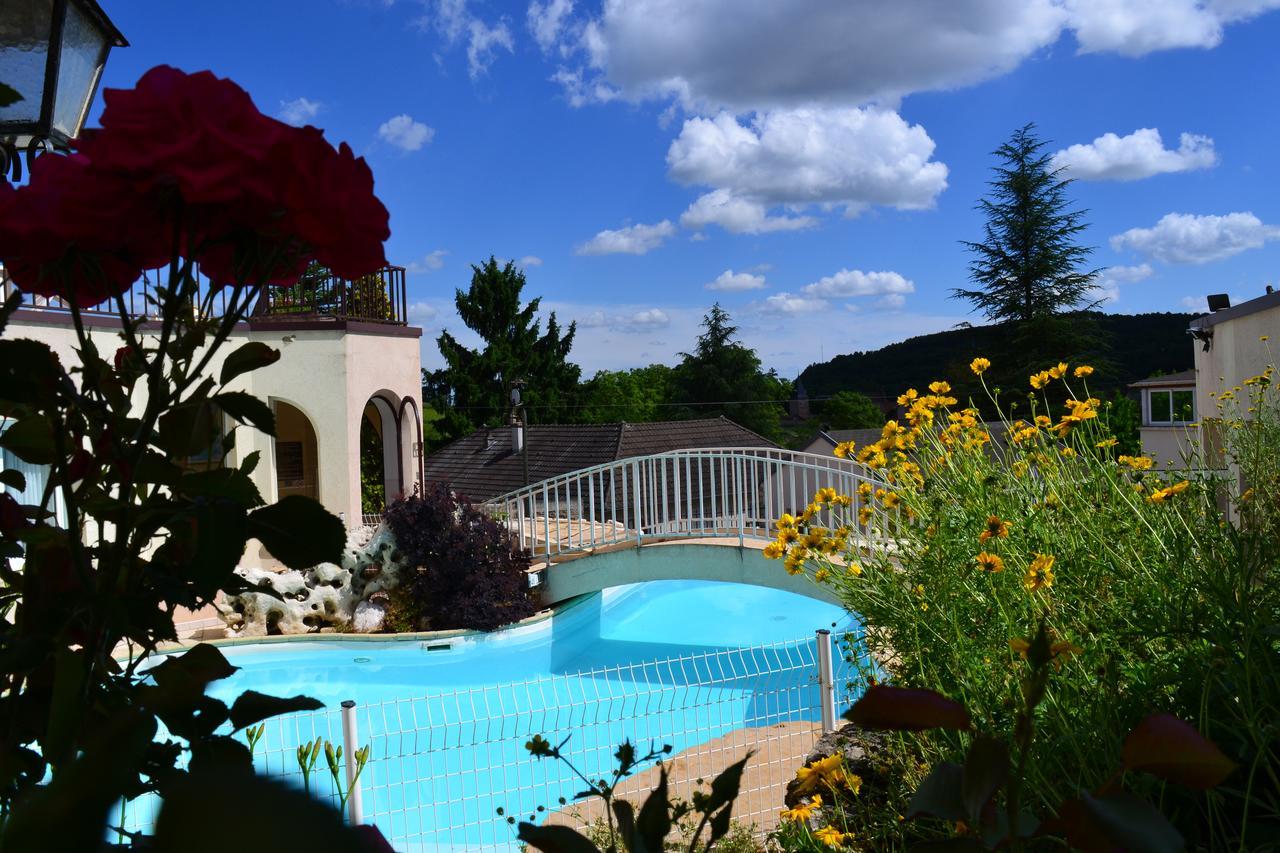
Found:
<box><xmin>669</xmin><ymin>304</ymin><xmax>788</xmax><ymax>439</ymax></box>
<box><xmin>427</xmin><ymin>257</ymin><xmax>579</xmax><ymax>442</ymax></box>
<box><xmin>955</xmin><ymin>124</ymin><xmax>1100</xmax><ymax>324</ymax></box>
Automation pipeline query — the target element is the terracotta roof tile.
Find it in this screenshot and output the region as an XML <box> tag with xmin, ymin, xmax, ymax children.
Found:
<box><xmin>423</xmin><ymin>417</ymin><xmax>777</xmax><ymax>501</ymax></box>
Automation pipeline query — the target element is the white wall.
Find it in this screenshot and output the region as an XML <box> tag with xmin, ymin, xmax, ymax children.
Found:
<box><xmin>6</xmin><ymin>314</ymin><xmax>423</xmax><ymax>563</ymax></box>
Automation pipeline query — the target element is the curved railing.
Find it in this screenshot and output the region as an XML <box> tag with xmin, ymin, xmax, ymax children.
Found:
<box><xmin>484</xmin><ymin>447</ymin><xmax>899</xmax><ymax>563</ymax></box>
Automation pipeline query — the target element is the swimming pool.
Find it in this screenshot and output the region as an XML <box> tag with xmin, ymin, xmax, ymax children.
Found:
<box><xmin>126</xmin><ymin>580</ymin><xmax>862</xmax><ymax>851</ymax></box>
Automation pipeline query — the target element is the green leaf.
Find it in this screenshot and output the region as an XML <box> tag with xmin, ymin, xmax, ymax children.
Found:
<box><xmin>152</xmin><ymin>498</ymin><xmax>248</xmax><ymax>600</ymax></box>
<box><xmin>219</xmin><ymin>341</ymin><xmax>281</xmax><ymax>385</ymax></box>
<box><xmin>188</xmin><ymin>736</ymin><xmax>255</xmax><ymax>778</ymax></box>
<box><xmin>705</xmin><ymin>751</ymin><xmax>750</xmax><ymax>812</ymax></box>
<box><xmin>240</xmin><ymin>449</ymin><xmax>261</xmax><ymax>476</ymax></box>
<box><xmin>228</xmin><ymin>691</ymin><xmax>324</xmax><ymax>731</ymax></box>
<box><xmin>1078</xmin><ymin>791</ymin><xmax>1185</xmax><ymax>853</ymax></box>
<box><xmin>179</xmin><ymin>467</ymin><xmax>264</xmax><ymax>507</ymax></box>
<box><xmin>906</xmin><ymin>762</ymin><xmax>967</xmax><ymax>822</ymax></box>
<box><xmin>1122</xmin><ymin>713</ymin><xmax>1237</xmax><ymax>790</ymax></box>
<box><xmin>214</xmin><ymin>391</ymin><xmax>276</xmax><ymax>436</ymax></box>
<box><xmin>0</xmin><ymin>340</ymin><xmax>62</xmax><ymax>406</ymax></box>
<box><xmin>961</xmin><ymin>736</ymin><xmax>1009</xmax><ymax>824</ymax></box>
<box><xmin>0</xmin><ymin>469</ymin><xmax>26</xmax><ymax>492</ymax></box>
<box><xmin>612</xmin><ymin>800</ymin><xmax>638</xmax><ymax>850</ymax></box>
<box><xmin>517</xmin><ymin>822</ymin><xmax>601</xmax><ymax>853</ymax></box>
<box><xmin>0</xmin><ymin>415</ymin><xmax>57</xmax><ymax>465</ymax></box>
<box><xmin>247</xmin><ymin>496</ymin><xmax>346</xmax><ymax>569</ymax></box>
<box><xmin>0</xmin><ymin>710</ymin><xmax>155</xmax><ymax>852</ymax></box>
<box><xmin>134</xmin><ymin>452</ymin><xmax>184</xmax><ymax>487</ymax></box>
<box><xmin>147</xmin><ymin>644</ymin><xmax>238</xmax><ymax>694</ymax></box>
<box><xmin>157</xmin><ymin>401</ymin><xmax>218</xmax><ymax>458</ymax></box>
<box><xmin>152</xmin><ymin>770</ymin><xmax>373</xmax><ymax>853</ymax></box>
<box><xmin>636</xmin><ymin>767</ymin><xmax>672</xmax><ymax>852</ymax></box>
<box><xmin>844</xmin><ymin>685</ymin><xmax>972</xmax><ymax>731</ymax></box>
<box><xmin>0</xmin><ymin>83</ymin><xmax>21</xmax><ymax>108</ymax></box>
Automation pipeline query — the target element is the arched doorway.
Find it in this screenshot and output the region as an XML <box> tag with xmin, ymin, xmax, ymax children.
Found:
<box><xmin>273</xmin><ymin>400</ymin><xmax>319</xmax><ymax>502</ymax></box>
<box><xmin>360</xmin><ymin>394</ymin><xmax>402</xmax><ymax>517</ymax></box>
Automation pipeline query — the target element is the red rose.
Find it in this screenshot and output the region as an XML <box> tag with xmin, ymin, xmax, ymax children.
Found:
<box><xmin>81</xmin><ymin>65</ymin><xmax>290</xmax><ymax>209</ymax></box>
<box><xmin>274</xmin><ymin>128</ymin><xmax>390</xmax><ymax>279</ymax></box>
<box><xmin>0</xmin><ymin>153</ymin><xmax>168</xmax><ymax>305</ymax></box>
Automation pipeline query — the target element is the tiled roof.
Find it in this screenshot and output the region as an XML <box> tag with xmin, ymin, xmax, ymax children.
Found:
<box><xmin>1129</xmin><ymin>369</ymin><xmax>1196</xmax><ymax>388</ymax></box>
<box><xmin>423</xmin><ymin>416</ymin><xmax>778</xmax><ymax>502</ymax></box>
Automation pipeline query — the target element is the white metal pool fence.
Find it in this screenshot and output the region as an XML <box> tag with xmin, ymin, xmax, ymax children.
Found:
<box><xmin>119</xmin><ymin>629</ymin><xmax>863</xmax><ymax>852</ymax></box>
<box><xmin>483</xmin><ymin>448</ymin><xmax>904</xmax><ymax>562</ymax></box>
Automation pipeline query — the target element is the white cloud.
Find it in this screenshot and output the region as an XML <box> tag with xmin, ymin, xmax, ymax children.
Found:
<box><xmin>563</xmin><ymin>1</ymin><xmax>1278</xmax><ymax>115</ymax></box>
<box><xmin>378</xmin><ymin>114</ymin><xmax>436</xmax><ymax>151</ymax></box>
<box><xmin>801</xmin><ymin>269</ymin><xmax>915</xmax><ymax>300</ymax></box>
<box><xmin>759</xmin><ymin>293</ymin><xmax>830</xmax><ymax>315</ymax></box>
<box><xmin>278</xmin><ymin>97</ymin><xmax>322</xmax><ymax>126</ymax></box>
<box><xmin>528</xmin><ymin>0</ymin><xmax>574</xmax><ymax>51</ymax></box>
<box><xmin>876</xmin><ymin>293</ymin><xmax>907</xmax><ymax>310</ymax></box>
<box><xmin>520</xmin><ymin>255</ymin><xmax>544</xmax><ymax>267</ymax></box>
<box><xmin>680</xmin><ymin>190</ymin><xmax>816</xmax><ymax>234</ymax></box>
<box><xmin>575</xmin><ymin>220</ymin><xmax>676</xmax><ymax>255</ymax></box>
<box><xmin>466</xmin><ymin>18</ymin><xmax>515</xmax><ymax>79</ymax></box>
<box><xmin>1088</xmin><ymin>263</ymin><xmax>1154</xmax><ymax>303</ymax></box>
<box><xmin>550</xmin><ymin>67</ymin><xmax>620</xmax><ymax>108</ymax></box>
<box><xmin>577</xmin><ymin>307</ymin><xmax>671</xmax><ymax>331</ymax></box>
<box><xmin>1065</xmin><ymin>0</ymin><xmax>1280</xmax><ymax>56</ymax></box>
<box><xmin>422</xmin><ymin>0</ymin><xmax>515</xmax><ymax>79</ymax></box>
<box><xmin>1051</xmin><ymin>128</ymin><xmax>1216</xmax><ymax>181</ymax></box>
<box><xmin>1179</xmin><ymin>295</ymin><xmax>1209</xmax><ymax>312</ymax></box>
<box><xmin>705</xmin><ymin>269</ymin><xmax>767</xmax><ymax>292</ymax></box>
<box><xmin>406</xmin><ymin>249</ymin><xmax>448</xmax><ymax>273</ymax></box>
<box><xmin>576</xmin><ymin>0</ymin><xmax>1067</xmax><ymax>112</ymax></box>
<box><xmin>668</xmin><ymin>108</ymin><xmax>948</xmax><ymax>223</ymax></box>
<box><xmin>1111</xmin><ymin>212</ymin><xmax>1280</xmax><ymax>264</ymax></box>
<box><xmin>407</xmin><ymin>302</ymin><xmax>440</xmax><ymax>324</ymax></box>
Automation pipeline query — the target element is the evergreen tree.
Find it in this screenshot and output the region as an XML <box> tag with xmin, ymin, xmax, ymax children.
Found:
<box><xmin>669</xmin><ymin>304</ymin><xmax>788</xmax><ymax>439</ymax></box>
<box><xmin>427</xmin><ymin>257</ymin><xmax>580</xmax><ymax>443</ymax></box>
<box><xmin>955</xmin><ymin>124</ymin><xmax>1100</xmax><ymax>324</ymax></box>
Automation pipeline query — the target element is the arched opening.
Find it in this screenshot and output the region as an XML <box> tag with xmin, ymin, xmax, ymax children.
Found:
<box><xmin>361</xmin><ymin>394</ymin><xmax>402</xmax><ymax>517</ymax></box>
<box><xmin>273</xmin><ymin>400</ymin><xmax>319</xmax><ymax>502</ymax></box>
<box><xmin>398</xmin><ymin>396</ymin><xmax>424</xmax><ymax>498</ymax></box>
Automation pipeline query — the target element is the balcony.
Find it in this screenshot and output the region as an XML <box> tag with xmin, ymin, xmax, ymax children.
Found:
<box><xmin>1</xmin><ymin>264</ymin><xmax>409</xmax><ymax>327</ymax></box>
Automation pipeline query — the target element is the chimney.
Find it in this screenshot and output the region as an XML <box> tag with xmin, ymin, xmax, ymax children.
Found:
<box><xmin>511</xmin><ymin>421</ymin><xmax>525</xmax><ymax>454</ymax></box>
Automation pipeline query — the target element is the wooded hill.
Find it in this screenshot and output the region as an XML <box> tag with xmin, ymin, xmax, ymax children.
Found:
<box><xmin>797</xmin><ymin>312</ymin><xmax>1198</xmax><ymax>402</ymax></box>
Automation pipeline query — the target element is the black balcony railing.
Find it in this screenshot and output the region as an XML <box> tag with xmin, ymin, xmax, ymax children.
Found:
<box><xmin>1</xmin><ymin>264</ymin><xmax>408</xmax><ymax>326</ymax></box>
<box><xmin>252</xmin><ymin>265</ymin><xmax>407</xmax><ymax>325</ymax></box>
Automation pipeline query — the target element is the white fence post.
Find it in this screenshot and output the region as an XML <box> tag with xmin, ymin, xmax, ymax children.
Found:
<box><xmin>815</xmin><ymin>629</ymin><xmax>837</xmax><ymax>734</ymax></box>
<box><xmin>340</xmin><ymin>700</ymin><xmax>364</xmax><ymax>825</ymax></box>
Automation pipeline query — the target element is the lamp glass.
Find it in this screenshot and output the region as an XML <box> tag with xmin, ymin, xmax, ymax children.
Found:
<box><xmin>51</xmin><ymin>0</ymin><xmax>108</xmax><ymax>137</ymax></box>
<box><xmin>0</xmin><ymin>0</ymin><xmax>56</xmax><ymax>126</ymax></box>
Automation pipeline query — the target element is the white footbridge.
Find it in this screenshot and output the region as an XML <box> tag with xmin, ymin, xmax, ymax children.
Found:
<box><xmin>482</xmin><ymin>447</ymin><xmax>900</xmax><ymax>605</ymax></box>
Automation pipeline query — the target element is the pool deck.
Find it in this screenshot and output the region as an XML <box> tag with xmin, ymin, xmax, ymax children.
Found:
<box><xmin>547</xmin><ymin>720</ymin><xmax>822</xmax><ymax>840</ymax></box>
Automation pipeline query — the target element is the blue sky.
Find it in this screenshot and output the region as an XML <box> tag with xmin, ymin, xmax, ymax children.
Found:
<box><xmin>97</xmin><ymin>1</ymin><xmax>1280</xmax><ymax>379</ymax></box>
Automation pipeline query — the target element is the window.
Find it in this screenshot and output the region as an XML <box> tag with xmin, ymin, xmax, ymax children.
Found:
<box><xmin>1146</xmin><ymin>389</ymin><xmax>1194</xmax><ymax>425</ymax></box>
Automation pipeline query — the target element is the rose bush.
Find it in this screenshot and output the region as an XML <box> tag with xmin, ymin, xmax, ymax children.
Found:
<box><xmin>0</xmin><ymin>65</ymin><xmax>393</xmax><ymax>849</ymax></box>
<box><xmin>0</xmin><ymin>65</ymin><xmax>390</xmax><ymax>305</ymax></box>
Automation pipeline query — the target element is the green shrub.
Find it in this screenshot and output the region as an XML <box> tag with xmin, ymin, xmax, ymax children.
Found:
<box><xmin>769</xmin><ymin>356</ymin><xmax>1279</xmax><ymax>849</ymax></box>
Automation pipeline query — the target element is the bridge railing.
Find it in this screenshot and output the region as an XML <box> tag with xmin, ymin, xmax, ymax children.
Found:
<box><xmin>483</xmin><ymin>447</ymin><xmax>902</xmax><ymax>562</ymax></box>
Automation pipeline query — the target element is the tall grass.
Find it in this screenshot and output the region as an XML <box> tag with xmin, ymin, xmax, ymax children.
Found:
<box><xmin>772</xmin><ymin>356</ymin><xmax>1279</xmax><ymax>850</ymax></box>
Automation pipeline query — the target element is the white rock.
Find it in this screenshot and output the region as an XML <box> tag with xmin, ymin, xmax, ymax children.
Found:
<box><xmin>216</xmin><ymin>521</ymin><xmax>408</xmax><ymax>636</ymax></box>
<box><xmin>352</xmin><ymin>599</ymin><xmax>386</xmax><ymax>633</ymax></box>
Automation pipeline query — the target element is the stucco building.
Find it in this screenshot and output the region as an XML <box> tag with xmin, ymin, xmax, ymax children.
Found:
<box><xmin>0</xmin><ymin>266</ymin><xmax>425</xmax><ymax>563</ymax></box>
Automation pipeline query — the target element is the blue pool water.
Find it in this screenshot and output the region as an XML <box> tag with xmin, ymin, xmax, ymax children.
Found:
<box><xmin>129</xmin><ymin>580</ymin><xmax>861</xmax><ymax>851</ymax></box>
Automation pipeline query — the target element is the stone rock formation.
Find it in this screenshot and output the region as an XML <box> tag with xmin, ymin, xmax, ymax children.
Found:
<box><xmin>216</xmin><ymin>521</ymin><xmax>408</xmax><ymax>637</ymax></box>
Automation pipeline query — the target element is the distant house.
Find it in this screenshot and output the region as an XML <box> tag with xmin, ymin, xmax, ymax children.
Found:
<box><xmin>1131</xmin><ymin>289</ymin><xmax>1278</xmax><ymax>479</ymax></box>
<box><xmin>423</xmin><ymin>416</ymin><xmax>779</xmax><ymax>502</ymax></box>
<box><xmin>1129</xmin><ymin>370</ymin><xmax>1197</xmax><ymax>469</ymax></box>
